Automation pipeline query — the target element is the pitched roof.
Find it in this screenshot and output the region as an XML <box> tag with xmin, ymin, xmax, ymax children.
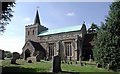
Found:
<box><xmin>29</xmin><ymin>40</ymin><xmax>46</xmax><ymax>52</ymax></box>
<box><xmin>38</xmin><ymin>25</ymin><xmax>82</xmax><ymax>36</ymax></box>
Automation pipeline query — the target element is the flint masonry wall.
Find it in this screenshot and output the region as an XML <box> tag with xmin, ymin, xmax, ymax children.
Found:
<box><xmin>37</xmin><ymin>30</ymin><xmax>83</xmax><ymax>61</ymax></box>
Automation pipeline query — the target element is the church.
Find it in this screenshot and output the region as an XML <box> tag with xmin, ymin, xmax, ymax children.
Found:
<box><xmin>22</xmin><ymin>10</ymin><xmax>94</xmax><ymax>62</ymax></box>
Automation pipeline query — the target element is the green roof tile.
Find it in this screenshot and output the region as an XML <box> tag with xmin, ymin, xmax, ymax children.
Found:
<box><xmin>38</xmin><ymin>25</ymin><xmax>82</xmax><ymax>36</ymax></box>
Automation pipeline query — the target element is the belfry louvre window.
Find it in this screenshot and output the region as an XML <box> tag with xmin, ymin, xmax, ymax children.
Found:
<box><xmin>49</xmin><ymin>43</ymin><xmax>55</xmax><ymax>56</ymax></box>
<box><xmin>33</xmin><ymin>30</ymin><xmax>34</xmax><ymax>35</ymax></box>
<box><xmin>65</xmin><ymin>42</ymin><xmax>72</xmax><ymax>56</ymax></box>
<box><xmin>28</xmin><ymin>31</ymin><xmax>29</xmax><ymax>35</ymax></box>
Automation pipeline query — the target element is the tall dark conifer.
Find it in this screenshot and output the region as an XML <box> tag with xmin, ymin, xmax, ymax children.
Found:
<box><xmin>93</xmin><ymin>2</ymin><xmax>120</xmax><ymax>71</ymax></box>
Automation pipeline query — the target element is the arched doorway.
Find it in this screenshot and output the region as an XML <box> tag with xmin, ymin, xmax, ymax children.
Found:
<box><xmin>25</xmin><ymin>49</ymin><xmax>31</xmax><ymax>60</ymax></box>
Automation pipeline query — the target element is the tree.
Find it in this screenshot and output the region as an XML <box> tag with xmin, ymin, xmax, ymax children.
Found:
<box><xmin>4</xmin><ymin>51</ymin><xmax>12</xmax><ymax>58</ymax></box>
<box><xmin>88</xmin><ymin>23</ymin><xmax>99</xmax><ymax>33</ymax></box>
<box><xmin>0</xmin><ymin>1</ymin><xmax>15</xmax><ymax>33</ymax></box>
<box><xmin>93</xmin><ymin>1</ymin><xmax>120</xmax><ymax>72</ymax></box>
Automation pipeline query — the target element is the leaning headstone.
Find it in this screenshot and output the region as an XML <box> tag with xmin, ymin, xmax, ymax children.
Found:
<box><xmin>53</xmin><ymin>55</ymin><xmax>62</xmax><ymax>73</ymax></box>
<box><xmin>11</xmin><ymin>52</ymin><xmax>20</xmax><ymax>64</ymax></box>
<box><xmin>12</xmin><ymin>52</ymin><xmax>20</xmax><ymax>59</ymax></box>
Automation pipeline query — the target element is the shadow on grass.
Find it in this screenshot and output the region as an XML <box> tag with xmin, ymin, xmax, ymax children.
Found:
<box><xmin>61</xmin><ymin>71</ymin><xmax>80</xmax><ymax>74</ymax></box>
<box><xmin>2</xmin><ymin>66</ymin><xmax>80</xmax><ymax>74</ymax></box>
<box><xmin>2</xmin><ymin>67</ymin><xmax>53</xmax><ymax>74</ymax></box>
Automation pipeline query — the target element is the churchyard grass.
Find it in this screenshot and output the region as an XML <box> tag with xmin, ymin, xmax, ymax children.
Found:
<box><xmin>1</xmin><ymin>59</ymin><xmax>119</xmax><ymax>73</ymax></box>
<box><xmin>1</xmin><ymin>59</ymin><xmax>52</xmax><ymax>72</ymax></box>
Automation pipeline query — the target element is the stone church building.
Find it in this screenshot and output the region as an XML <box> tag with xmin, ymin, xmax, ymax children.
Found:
<box><xmin>22</xmin><ymin>10</ymin><xmax>94</xmax><ymax>62</ymax></box>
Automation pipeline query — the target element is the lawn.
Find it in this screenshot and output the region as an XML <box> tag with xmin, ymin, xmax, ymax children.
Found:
<box><xmin>1</xmin><ymin>59</ymin><xmax>51</xmax><ymax>72</ymax></box>
<box><xmin>0</xmin><ymin>59</ymin><xmax>119</xmax><ymax>74</ymax></box>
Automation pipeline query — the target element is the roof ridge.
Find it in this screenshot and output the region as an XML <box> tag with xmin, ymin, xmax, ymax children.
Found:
<box><xmin>38</xmin><ymin>25</ymin><xmax>82</xmax><ymax>36</ymax></box>
<box><xmin>50</xmin><ymin>25</ymin><xmax>81</xmax><ymax>31</ymax></box>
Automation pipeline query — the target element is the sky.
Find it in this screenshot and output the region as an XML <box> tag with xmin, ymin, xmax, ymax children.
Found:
<box><xmin>0</xmin><ymin>2</ymin><xmax>111</xmax><ymax>54</ymax></box>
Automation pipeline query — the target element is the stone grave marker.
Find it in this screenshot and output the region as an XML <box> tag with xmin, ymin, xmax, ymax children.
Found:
<box><xmin>12</xmin><ymin>52</ymin><xmax>20</xmax><ymax>59</ymax></box>
<box><xmin>0</xmin><ymin>49</ymin><xmax>4</xmax><ymax>60</ymax></box>
<box><xmin>11</xmin><ymin>59</ymin><xmax>16</xmax><ymax>64</ymax></box>
<box><xmin>52</xmin><ymin>55</ymin><xmax>62</xmax><ymax>73</ymax></box>
<box><xmin>11</xmin><ymin>52</ymin><xmax>20</xmax><ymax>64</ymax></box>
<box><xmin>89</xmin><ymin>55</ymin><xmax>93</xmax><ymax>62</ymax></box>
<box><xmin>96</xmin><ymin>63</ymin><xmax>102</xmax><ymax>68</ymax></box>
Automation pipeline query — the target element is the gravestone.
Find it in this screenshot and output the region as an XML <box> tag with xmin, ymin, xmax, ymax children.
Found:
<box><xmin>11</xmin><ymin>59</ymin><xmax>16</xmax><ymax>64</ymax></box>
<box><xmin>70</xmin><ymin>62</ymin><xmax>72</xmax><ymax>64</ymax></box>
<box><xmin>81</xmin><ymin>62</ymin><xmax>84</xmax><ymax>66</ymax></box>
<box><xmin>0</xmin><ymin>49</ymin><xmax>4</xmax><ymax>60</ymax></box>
<box><xmin>76</xmin><ymin>61</ymin><xmax>77</xmax><ymax>64</ymax></box>
<box><xmin>53</xmin><ymin>55</ymin><xmax>62</xmax><ymax>73</ymax></box>
<box><xmin>96</xmin><ymin>63</ymin><xmax>102</xmax><ymax>68</ymax></box>
<box><xmin>89</xmin><ymin>55</ymin><xmax>93</xmax><ymax>62</ymax></box>
<box><xmin>12</xmin><ymin>52</ymin><xmax>20</xmax><ymax>59</ymax></box>
<box><xmin>107</xmin><ymin>63</ymin><xmax>111</xmax><ymax>70</ymax></box>
<box><xmin>11</xmin><ymin>52</ymin><xmax>20</xmax><ymax>64</ymax></box>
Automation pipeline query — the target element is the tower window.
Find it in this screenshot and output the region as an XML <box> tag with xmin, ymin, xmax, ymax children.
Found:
<box><xmin>28</xmin><ymin>31</ymin><xmax>29</xmax><ymax>35</ymax></box>
<box><xmin>33</xmin><ymin>30</ymin><xmax>34</xmax><ymax>35</ymax></box>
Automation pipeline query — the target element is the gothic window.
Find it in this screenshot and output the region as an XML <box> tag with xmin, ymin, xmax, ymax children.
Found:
<box><xmin>33</xmin><ymin>30</ymin><xmax>34</xmax><ymax>35</ymax></box>
<box><xmin>49</xmin><ymin>43</ymin><xmax>55</xmax><ymax>56</ymax></box>
<box><xmin>28</xmin><ymin>31</ymin><xmax>29</xmax><ymax>35</ymax></box>
<box><xmin>65</xmin><ymin>42</ymin><xmax>72</xmax><ymax>56</ymax></box>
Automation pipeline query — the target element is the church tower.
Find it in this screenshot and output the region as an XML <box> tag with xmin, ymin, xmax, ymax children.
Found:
<box><xmin>25</xmin><ymin>10</ymin><xmax>48</xmax><ymax>42</ymax></box>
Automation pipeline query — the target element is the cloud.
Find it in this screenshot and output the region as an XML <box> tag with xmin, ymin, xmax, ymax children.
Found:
<box><xmin>66</xmin><ymin>12</ymin><xmax>75</xmax><ymax>16</ymax></box>
<box><xmin>25</xmin><ymin>17</ymin><xmax>31</xmax><ymax>22</ymax></box>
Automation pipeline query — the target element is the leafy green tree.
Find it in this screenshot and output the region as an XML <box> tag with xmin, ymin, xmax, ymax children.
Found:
<box><xmin>93</xmin><ymin>1</ymin><xmax>120</xmax><ymax>71</ymax></box>
<box><xmin>88</xmin><ymin>23</ymin><xmax>99</xmax><ymax>33</ymax></box>
<box><xmin>0</xmin><ymin>1</ymin><xmax>15</xmax><ymax>33</ymax></box>
<box><xmin>4</xmin><ymin>51</ymin><xmax>12</xmax><ymax>58</ymax></box>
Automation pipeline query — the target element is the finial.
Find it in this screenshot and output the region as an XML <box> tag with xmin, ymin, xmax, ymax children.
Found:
<box><xmin>83</xmin><ymin>21</ymin><xmax>85</xmax><ymax>24</ymax></box>
<box><xmin>36</xmin><ymin>6</ymin><xmax>39</xmax><ymax>10</ymax></box>
<box><xmin>34</xmin><ymin>6</ymin><xmax>40</xmax><ymax>25</ymax></box>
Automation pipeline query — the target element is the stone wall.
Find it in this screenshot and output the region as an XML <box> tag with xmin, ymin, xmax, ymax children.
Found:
<box><xmin>22</xmin><ymin>41</ymin><xmax>35</xmax><ymax>59</ymax></box>
<box><xmin>38</xmin><ymin>30</ymin><xmax>82</xmax><ymax>61</ymax></box>
<box><xmin>25</xmin><ymin>24</ymin><xmax>39</xmax><ymax>42</ymax></box>
<box><xmin>38</xmin><ymin>31</ymin><xmax>82</xmax><ymax>42</ymax></box>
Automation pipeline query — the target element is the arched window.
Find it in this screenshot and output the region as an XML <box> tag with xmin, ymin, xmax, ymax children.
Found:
<box><xmin>49</xmin><ymin>43</ymin><xmax>55</xmax><ymax>56</ymax></box>
<box><xmin>28</xmin><ymin>31</ymin><xmax>29</xmax><ymax>35</ymax></box>
<box><xmin>33</xmin><ymin>30</ymin><xmax>34</xmax><ymax>35</ymax></box>
<box><xmin>65</xmin><ymin>42</ymin><xmax>72</xmax><ymax>56</ymax></box>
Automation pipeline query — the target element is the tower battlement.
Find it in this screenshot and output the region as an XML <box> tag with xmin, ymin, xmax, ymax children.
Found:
<box><xmin>25</xmin><ymin>24</ymin><xmax>38</xmax><ymax>28</ymax></box>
